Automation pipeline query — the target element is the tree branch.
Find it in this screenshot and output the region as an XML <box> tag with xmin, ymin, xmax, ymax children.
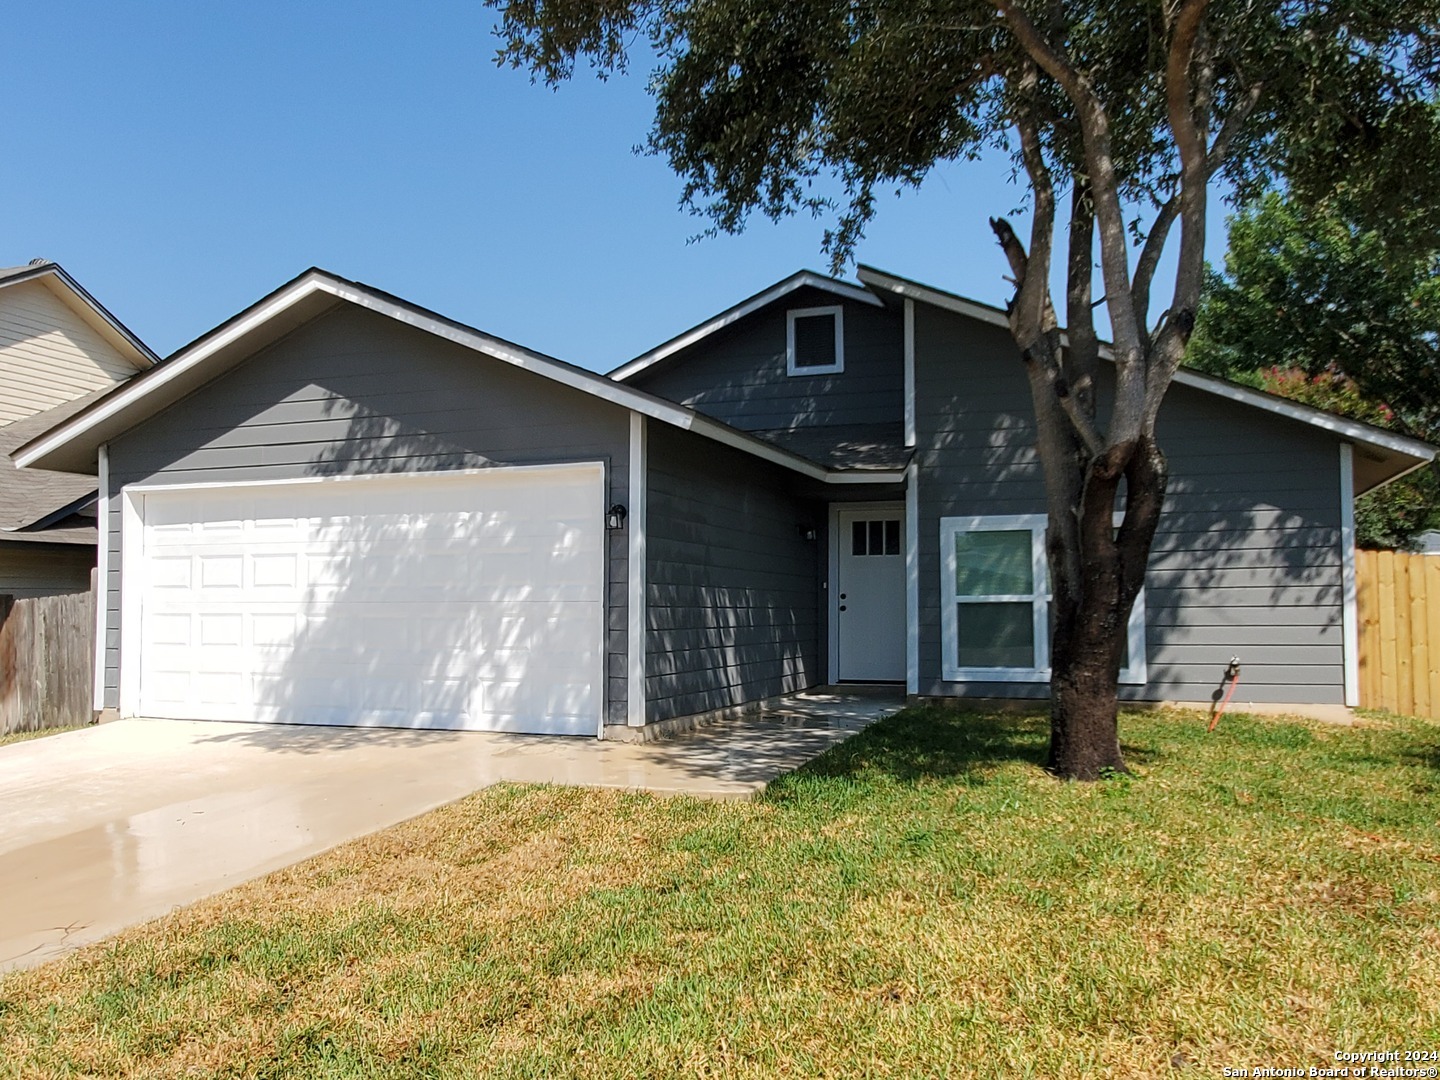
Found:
<box><xmin>1131</xmin><ymin>80</ymin><xmax>1262</xmax><ymax>342</ymax></box>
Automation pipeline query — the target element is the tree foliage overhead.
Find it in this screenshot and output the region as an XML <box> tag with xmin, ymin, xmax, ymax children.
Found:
<box><xmin>490</xmin><ymin>0</ymin><xmax>1440</xmax><ymax>777</ymax></box>
<box><xmin>494</xmin><ymin>0</ymin><xmax>1440</xmax><ymax>266</ymax></box>
<box><xmin>1190</xmin><ymin>191</ymin><xmax>1440</xmax><ymax>550</ymax></box>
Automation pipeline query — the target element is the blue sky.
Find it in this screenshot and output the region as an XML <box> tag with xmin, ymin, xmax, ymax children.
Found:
<box><xmin>4</xmin><ymin>2</ymin><xmax>1229</xmax><ymax>370</ymax></box>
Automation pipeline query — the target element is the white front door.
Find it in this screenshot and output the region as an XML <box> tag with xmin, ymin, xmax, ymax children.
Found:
<box><xmin>833</xmin><ymin>504</ymin><xmax>906</xmax><ymax>682</ymax></box>
<box><xmin>125</xmin><ymin>464</ymin><xmax>605</xmax><ymax>735</ymax></box>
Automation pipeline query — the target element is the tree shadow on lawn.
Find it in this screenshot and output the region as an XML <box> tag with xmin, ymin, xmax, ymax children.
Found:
<box><xmin>771</xmin><ymin>706</ymin><xmax>1164</xmax><ymax>798</ymax></box>
<box><xmin>782</xmin><ymin>707</ymin><xmax>1048</xmax><ymax>789</ymax></box>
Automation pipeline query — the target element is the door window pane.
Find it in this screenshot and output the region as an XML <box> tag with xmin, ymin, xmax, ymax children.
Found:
<box><xmin>884</xmin><ymin>519</ymin><xmax>900</xmax><ymax>555</ymax></box>
<box><xmin>851</xmin><ymin>520</ymin><xmax>867</xmax><ymax>555</ymax></box>
<box><xmin>954</xmin><ymin>530</ymin><xmax>1032</xmax><ymax>596</ymax></box>
<box><xmin>957</xmin><ymin>602</ymin><xmax>1034</xmax><ymax>668</ymax></box>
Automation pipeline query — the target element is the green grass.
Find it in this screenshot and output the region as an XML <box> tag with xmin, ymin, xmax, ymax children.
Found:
<box><xmin>0</xmin><ymin>723</ymin><xmax>87</xmax><ymax>748</ymax></box>
<box><xmin>2</xmin><ymin>706</ymin><xmax>1437</xmax><ymax>1078</ymax></box>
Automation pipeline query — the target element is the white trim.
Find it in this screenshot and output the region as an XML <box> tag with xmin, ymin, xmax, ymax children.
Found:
<box><xmin>904</xmin><ymin>463</ymin><xmax>919</xmax><ymax>694</ymax></box>
<box><xmin>827</xmin><ymin>503</ymin><xmax>841</xmax><ymax>681</ymax></box>
<box><xmin>609</xmin><ymin>271</ymin><xmax>882</xmax><ymax>381</ymax></box>
<box><xmin>1170</xmin><ymin>368</ymin><xmax>1436</xmax><ymax>462</ymax></box>
<box><xmin>857</xmin><ymin>264</ymin><xmax>1437</xmax><ymax>468</ymax></box>
<box><xmin>1339</xmin><ymin>442</ymin><xmax>1360</xmax><ymax>708</ymax></box>
<box><xmin>938</xmin><ymin>513</ymin><xmax>1147</xmax><ymax>685</ymax></box>
<box><xmin>91</xmin><ymin>443</ymin><xmax>109</xmax><ymax>712</ymax></box>
<box><xmin>15</xmin><ymin>271</ymin><xmax>905</xmax><ymax>489</ymax></box>
<box><xmin>856</xmin><ymin>266</ymin><xmax>1011</xmax><ymax>331</ymax></box>
<box><xmin>117</xmin><ymin>462</ymin><xmax>610</xmax><ymax>728</ymax></box>
<box><xmin>903</xmin><ymin>299</ymin><xmax>916</xmax><ymax>447</ymax></box>
<box><xmin>118</xmin><ymin>485</ymin><xmax>143</xmax><ymax>718</ymax></box>
<box><xmin>829</xmin><ymin>500</ymin><xmax>906</xmax><ymax>682</ymax></box>
<box><xmin>627</xmin><ymin>414</ymin><xmax>647</xmax><ymax>727</ymax></box>
<box><xmin>786</xmin><ymin>305</ymin><xmax>844</xmax><ymax>376</ymax></box>
<box><xmin>14</xmin><ymin>272</ymin><xmax>694</xmax><ymax>471</ymax></box>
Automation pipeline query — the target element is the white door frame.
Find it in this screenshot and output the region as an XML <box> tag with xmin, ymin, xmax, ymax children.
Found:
<box><xmin>118</xmin><ymin>461</ymin><xmax>608</xmax><ymax>735</ymax></box>
<box><xmin>827</xmin><ymin>500</ymin><xmax>906</xmax><ymax>682</ymax></box>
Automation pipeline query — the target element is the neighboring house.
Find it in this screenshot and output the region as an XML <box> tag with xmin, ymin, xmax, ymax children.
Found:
<box><xmin>0</xmin><ymin>262</ymin><xmax>157</xmax><ymax>598</ymax></box>
<box><xmin>13</xmin><ymin>267</ymin><xmax>1435</xmax><ymax>734</ymax></box>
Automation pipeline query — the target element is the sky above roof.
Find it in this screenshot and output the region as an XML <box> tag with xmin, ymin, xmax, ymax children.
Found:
<box><xmin>3</xmin><ymin>2</ymin><xmax>1230</xmax><ymax>372</ymax></box>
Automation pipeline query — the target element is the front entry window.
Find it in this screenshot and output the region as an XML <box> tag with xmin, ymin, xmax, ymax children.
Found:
<box><xmin>940</xmin><ymin>514</ymin><xmax>1147</xmax><ymax>684</ymax></box>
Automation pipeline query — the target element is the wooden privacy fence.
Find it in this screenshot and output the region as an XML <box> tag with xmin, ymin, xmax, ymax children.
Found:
<box><xmin>0</xmin><ymin>589</ymin><xmax>95</xmax><ymax>734</ymax></box>
<box><xmin>1356</xmin><ymin>549</ymin><xmax>1440</xmax><ymax>721</ymax></box>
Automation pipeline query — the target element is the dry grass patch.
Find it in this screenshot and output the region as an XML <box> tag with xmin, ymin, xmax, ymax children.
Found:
<box><xmin>2</xmin><ymin>706</ymin><xmax>1438</xmax><ymax>1078</ymax></box>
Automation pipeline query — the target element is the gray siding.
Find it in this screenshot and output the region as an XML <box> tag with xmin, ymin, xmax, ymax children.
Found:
<box><xmin>103</xmin><ymin>304</ymin><xmax>633</xmax><ymax>722</ymax></box>
<box><xmin>913</xmin><ymin>303</ymin><xmax>1347</xmax><ymax>705</ymax></box>
<box><xmin>628</xmin><ymin>286</ymin><xmax>903</xmax><ymax>433</ymax></box>
<box><xmin>0</xmin><ymin>544</ymin><xmax>93</xmax><ymax>599</ymax></box>
<box><xmin>645</xmin><ymin>423</ymin><xmax>823</xmax><ymax>722</ymax></box>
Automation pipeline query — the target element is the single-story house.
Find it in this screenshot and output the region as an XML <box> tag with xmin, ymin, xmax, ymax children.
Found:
<box><xmin>0</xmin><ymin>261</ymin><xmax>157</xmax><ymax>598</ymax></box>
<box><xmin>14</xmin><ymin>266</ymin><xmax>1435</xmax><ymax>734</ymax></box>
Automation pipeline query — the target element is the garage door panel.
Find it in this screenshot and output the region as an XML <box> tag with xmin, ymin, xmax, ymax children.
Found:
<box><xmin>133</xmin><ymin>467</ymin><xmax>604</xmax><ymax>735</ymax></box>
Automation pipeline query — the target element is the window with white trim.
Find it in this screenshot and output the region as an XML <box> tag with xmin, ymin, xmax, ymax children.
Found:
<box><xmin>940</xmin><ymin>514</ymin><xmax>1147</xmax><ymax>684</ymax></box>
<box><xmin>786</xmin><ymin>305</ymin><xmax>844</xmax><ymax>375</ymax></box>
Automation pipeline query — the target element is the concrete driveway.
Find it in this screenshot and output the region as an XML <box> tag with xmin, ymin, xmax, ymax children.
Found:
<box><xmin>0</xmin><ymin>689</ymin><xmax>896</xmax><ymax>972</ymax></box>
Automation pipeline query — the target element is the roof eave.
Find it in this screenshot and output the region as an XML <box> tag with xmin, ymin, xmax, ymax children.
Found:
<box><xmin>609</xmin><ymin>270</ymin><xmax>884</xmax><ymax>382</ymax></box>
<box><xmin>11</xmin><ymin>269</ymin><xmax>882</xmax><ymax>487</ymax></box>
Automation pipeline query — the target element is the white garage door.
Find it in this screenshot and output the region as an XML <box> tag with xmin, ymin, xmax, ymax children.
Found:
<box><xmin>126</xmin><ymin>465</ymin><xmax>604</xmax><ymax>735</ymax></box>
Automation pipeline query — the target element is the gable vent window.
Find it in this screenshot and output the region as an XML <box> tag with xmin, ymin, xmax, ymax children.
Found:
<box><xmin>786</xmin><ymin>305</ymin><xmax>844</xmax><ymax>376</ymax></box>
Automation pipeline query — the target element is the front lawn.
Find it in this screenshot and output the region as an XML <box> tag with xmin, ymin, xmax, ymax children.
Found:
<box><xmin>2</xmin><ymin>706</ymin><xmax>1437</xmax><ymax>1078</ymax></box>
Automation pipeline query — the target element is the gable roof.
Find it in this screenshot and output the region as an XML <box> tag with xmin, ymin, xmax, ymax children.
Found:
<box><xmin>609</xmin><ymin>269</ymin><xmax>883</xmax><ymax>382</ymax></box>
<box><xmin>0</xmin><ymin>261</ymin><xmax>159</xmax><ymax>370</ymax></box>
<box><xmin>12</xmin><ymin>269</ymin><xmax>905</xmax><ymax>486</ymax></box>
<box><xmin>855</xmin><ymin>265</ymin><xmax>1436</xmax><ymax>493</ymax></box>
<box><xmin>0</xmin><ymin>390</ymin><xmax>109</xmax><ymax>547</ymax></box>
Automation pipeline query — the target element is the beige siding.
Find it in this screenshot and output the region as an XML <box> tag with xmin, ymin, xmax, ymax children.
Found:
<box><xmin>0</xmin><ymin>281</ymin><xmax>138</xmax><ymax>424</ymax></box>
<box><xmin>0</xmin><ymin>545</ymin><xmax>94</xmax><ymax>599</ymax></box>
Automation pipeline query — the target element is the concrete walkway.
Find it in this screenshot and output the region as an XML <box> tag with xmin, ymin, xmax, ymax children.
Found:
<box><xmin>0</xmin><ymin>688</ymin><xmax>899</xmax><ymax>973</ymax></box>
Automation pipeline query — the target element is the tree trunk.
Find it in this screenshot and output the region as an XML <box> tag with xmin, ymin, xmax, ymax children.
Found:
<box><xmin>1048</xmin><ymin>644</ymin><xmax>1125</xmax><ymax>780</ymax></box>
<box><xmin>1044</xmin><ymin>435</ymin><xmax>1168</xmax><ymax>780</ymax></box>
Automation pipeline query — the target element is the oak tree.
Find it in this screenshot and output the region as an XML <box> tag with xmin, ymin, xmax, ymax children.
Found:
<box><xmin>489</xmin><ymin>0</ymin><xmax>1440</xmax><ymax>778</ymax></box>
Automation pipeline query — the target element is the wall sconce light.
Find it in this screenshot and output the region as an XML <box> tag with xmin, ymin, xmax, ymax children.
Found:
<box><xmin>606</xmin><ymin>504</ymin><xmax>628</xmax><ymax>530</ymax></box>
<box><xmin>797</xmin><ymin>524</ymin><xmax>818</xmax><ymax>542</ymax></box>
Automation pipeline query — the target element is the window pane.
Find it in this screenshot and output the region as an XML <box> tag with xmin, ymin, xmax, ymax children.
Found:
<box><xmin>792</xmin><ymin>314</ymin><xmax>837</xmax><ymax>368</ymax></box>
<box><xmin>884</xmin><ymin>519</ymin><xmax>900</xmax><ymax>555</ymax></box>
<box><xmin>954</xmin><ymin>530</ymin><xmax>1033</xmax><ymax>596</ymax></box>
<box><xmin>957</xmin><ymin>603</ymin><xmax>1035</xmax><ymax>668</ymax></box>
<box><xmin>868</xmin><ymin>520</ymin><xmax>883</xmax><ymax>555</ymax></box>
<box><xmin>851</xmin><ymin>520</ymin><xmax>867</xmax><ymax>556</ymax></box>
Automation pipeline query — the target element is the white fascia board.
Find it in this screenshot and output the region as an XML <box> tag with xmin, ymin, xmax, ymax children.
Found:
<box><xmin>1169</xmin><ymin>368</ymin><xmax>1437</xmax><ymax>462</ymax></box>
<box><xmin>859</xmin><ymin>265</ymin><xmax>1437</xmax><ymax>467</ymax></box>
<box><xmin>610</xmin><ymin>271</ymin><xmax>884</xmax><ymax>382</ymax></box>
<box><xmin>16</xmin><ymin>272</ymin><xmax>697</xmax><ymax>472</ymax></box>
<box><xmin>312</xmin><ymin>278</ymin><xmax>696</xmax><ymax>429</ymax></box>
<box><xmin>856</xmin><ymin>266</ymin><xmax>1011</xmax><ymax>330</ymax></box>
<box><xmin>14</xmin><ymin>273</ymin><xmax>333</xmax><ymax>471</ymax></box>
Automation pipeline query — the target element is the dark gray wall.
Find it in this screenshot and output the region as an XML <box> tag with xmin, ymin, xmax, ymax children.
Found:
<box><xmin>0</xmin><ymin>544</ymin><xmax>94</xmax><ymax>599</ymax></box>
<box><xmin>628</xmin><ymin>286</ymin><xmax>903</xmax><ymax>433</ymax></box>
<box><xmin>645</xmin><ymin>422</ymin><xmax>823</xmax><ymax>722</ymax></box>
<box><xmin>913</xmin><ymin>302</ymin><xmax>1347</xmax><ymax>705</ymax></box>
<box><xmin>103</xmin><ymin>304</ymin><xmax>634</xmax><ymax>721</ymax></box>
